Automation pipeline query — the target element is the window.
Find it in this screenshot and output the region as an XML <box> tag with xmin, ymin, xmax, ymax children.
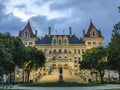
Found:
<box><xmin>74</xmin><ymin>57</ymin><xmax>77</xmax><ymax>60</ymax></box>
<box><xmin>64</xmin><ymin>49</ymin><xmax>67</xmax><ymax>53</ymax></box>
<box><xmin>74</xmin><ymin>49</ymin><xmax>76</xmax><ymax>54</ymax></box>
<box><xmin>59</xmin><ymin>49</ymin><xmax>62</xmax><ymax>53</ymax></box>
<box><xmin>88</xmin><ymin>42</ymin><xmax>91</xmax><ymax>45</ymax></box>
<box><xmin>65</xmin><ymin>56</ymin><xmax>67</xmax><ymax>58</ymax></box>
<box><xmin>24</xmin><ymin>42</ymin><xmax>27</xmax><ymax>45</ymax></box>
<box><xmin>49</xmin><ymin>51</ymin><xmax>52</xmax><ymax>54</ymax></box>
<box><xmin>93</xmin><ymin>41</ymin><xmax>96</xmax><ymax>45</ymax></box>
<box><xmin>64</xmin><ymin>39</ymin><xmax>67</xmax><ymax>45</ymax></box>
<box><xmin>90</xmin><ymin>29</ymin><xmax>98</xmax><ymax>37</ymax></box>
<box><xmin>53</xmin><ymin>39</ymin><xmax>56</xmax><ymax>45</ymax></box>
<box><xmin>59</xmin><ymin>39</ymin><xmax>62</xmax><ymax>45</ymax></box>
<box><xmin>53</xmin><ymin>49</ymin><xmax>56</xmax><ymax>53</ymax></box>
<box><xmin>29</xmin><ymin>42</ymin><xmax>32</xmax><ymax>45</ymax></box>
<box><xmin>82</xmin><ymin>49</ymin><xmax>84</xmax><ymax>53</ymax></box>
<box><xmin>78</xmin><ymin>50</ymin><xmax>80</xmax><ymax>54</ymax></box>
<box><xmin>24</xmin><ymin>30</ymin><xmax>30</xmax><ymax>38</ymax></box>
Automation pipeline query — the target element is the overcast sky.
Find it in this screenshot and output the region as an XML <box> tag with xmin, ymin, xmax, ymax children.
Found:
<box><xmin>0</xmin><ymin>0</ymin><xmax>120</xmax><ymax>45</ymax></box>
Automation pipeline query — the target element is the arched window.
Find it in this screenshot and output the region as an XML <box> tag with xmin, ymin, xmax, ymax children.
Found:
<box><xmin>90</xmin><ymin>29</ymin><xmax>98</xmax><ymax>37</ymax></box>
<box><xmin>74</xmin><ymin>49</ymin><xmax>76</xmax><ymax>54</ymax></box>
<box><xmin>24</xmin><ymin>30</ymin><xmax>29</xmax><ymax>37</ymax></box>
<box><xmin>64</xmin><ymin>64</ymin><xmax>68</xmax><ymax>69</ymax></box>
<box><xmin>78</xmin><ymin>50</ymin><xmax>80</xmax><ymax>54</ymax></box>
<box><xmin>64</xmin><ymin>49</ymin><xmax>67</xmax><ymax>53</ymax></box>
<box><xmin>59</xmin><ymin>39</ymin><xmax>62</xmax><ymax>45</ymax></box>
<box><xmin>64</xmin><ymin>39</ymin><xmax>66</xmax><ymax>45</ymax></box>
<box><xmin>53</xmin><ymin>49</ymin><xmax>56</xmax><ymax>53</ymax></box>
<box><xmin>59</xmin><ymin>49</ymin><xmax>62</xmax><ymax>53</ymax></box>
<box><xmin>54</xmin><ymin>39</ymin><xmax>56</xmax><ymax>45</ymax></box>
<box><xmin>52</xmin><ymin>64</ymin><xmax>56</xmax><ymax>69</ymax></box>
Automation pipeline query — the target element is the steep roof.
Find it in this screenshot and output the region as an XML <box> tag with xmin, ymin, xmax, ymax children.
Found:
<box><xmin>19</xmin><ymin>21</ymin><xmax>35</xmax><ymax>38</ymax></box>
<box><xmin>36</xmin><ymin>35</ymin><xmax>84</xmax><ymax>44</ymax></box>
<box><xmin>84</xmin><ymin>20</ymin><xmax>103</xmax><ymax>38</ymax></box>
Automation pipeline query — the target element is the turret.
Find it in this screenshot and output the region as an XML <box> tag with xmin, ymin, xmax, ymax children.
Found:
<box><xmin>48</xmin><ymin>27</ymin><xmax>51</xmax><ymax>37</ymax></box>
<box><xmin>82</xmin><ymin>29</ymin><xmax>85</xmax><ymax>37</ymax></box>
<box><xmin>69</xmin><ymin>27</ymin><xmax>72</xmax><ymax>37</ymax></box>
<box><xmin>35</xmin><ymin>30</ymin><xmax>37</xmax><ymax>37</ymax></box>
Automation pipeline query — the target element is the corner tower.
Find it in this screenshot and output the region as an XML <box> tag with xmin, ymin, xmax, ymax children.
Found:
<box><xmin>84</xmin><ymin>20</ymin><xmax>104</xmax><ymax>49</ymax></box>
<box><xmin>19</xmin><ymin>21</ymin><xmax>37</xmax><ymax>46</ymax></box>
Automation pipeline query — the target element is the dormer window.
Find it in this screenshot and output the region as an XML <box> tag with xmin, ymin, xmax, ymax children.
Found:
<box><xmin>90</xmin><ymin>28</ymin><xmax>98</xmax><ymax>37</ymax></box>
<box><xmin>23</xmin><ymin>30</ymin><xmax>30</xmax><ymax>38</ymax></box>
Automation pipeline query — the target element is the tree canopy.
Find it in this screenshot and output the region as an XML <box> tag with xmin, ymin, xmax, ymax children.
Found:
<box><xmin>80</xmin><ymin>47</ymin><xmax>107</xmax><ymax>83</ymax></box>
<box><xmin>107</xmin><ymin>7</ymin><xmax>120</xmax><ymax>80</ymax></box>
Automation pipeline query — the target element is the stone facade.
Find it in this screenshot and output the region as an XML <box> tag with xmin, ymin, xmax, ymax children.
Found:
<box><xmin>18</xmin><ymin>20</ymin><xmax>104</xmax><ymax>82</ymax></box>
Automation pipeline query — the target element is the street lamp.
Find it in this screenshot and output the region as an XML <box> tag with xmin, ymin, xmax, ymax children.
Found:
<box><xmin>16</xmin><ymin>73</ymin><xmax>19</xmax><ymax>83</ymax></box>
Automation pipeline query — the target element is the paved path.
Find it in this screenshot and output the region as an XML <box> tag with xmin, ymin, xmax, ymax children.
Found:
<box><xmin>11</xmin><ymin>84</ymin><xmax>120</xmax><ymax>90</ymax></box>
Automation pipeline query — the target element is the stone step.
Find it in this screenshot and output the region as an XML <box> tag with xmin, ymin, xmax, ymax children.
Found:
<box><xmin>38</xmin><ymin>69</ymin><xmax>85</xmax><ymax>83</ymax></box>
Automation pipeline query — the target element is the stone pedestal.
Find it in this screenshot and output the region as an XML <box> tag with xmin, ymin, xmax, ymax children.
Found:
<box><xmin>58</xmin><ymin>74</ymin><xmax>64</xmax><ymax>82</ymax></box>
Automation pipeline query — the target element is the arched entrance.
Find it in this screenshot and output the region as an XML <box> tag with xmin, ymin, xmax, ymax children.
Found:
<box><xmin>64</xmin><ymin>64</ymin><xmax>68</xmax><ymax>69</ymax></box>
<box><xmin>58</xmin><ymin>64</ymin><xmax>62</xmax><ymax>68</ymax></box>
<box><xmin>74</xmin><ymin>65</ymin><xmax>77</xmax><ymax>71</ymax></box>
<box><xmin>52</xmin><ymin>64</ymin><xmax>56</xmax><ymax>69</ymax></box>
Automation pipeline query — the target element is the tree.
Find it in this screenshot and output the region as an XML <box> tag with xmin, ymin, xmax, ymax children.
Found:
<box><xmin>108</xmin><ymin>7</ymin><xmax>120</xmax><ymax>81</ymax></box>
<box><xmin>80</xmin><ymin>47</ymin><xmax>107</xmax><ymax>83</ymax></box>
<box><xmin>0</xmin><ymin>32</ymin><xmax>27</xmax><ymax>83</ymax></box>
<box><xmin>23</xmin><ymin>46</ymin><xmax>45</xmax><ymax>82</ymax></box>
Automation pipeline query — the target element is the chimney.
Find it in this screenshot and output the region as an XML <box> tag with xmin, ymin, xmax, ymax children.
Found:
<box><xmin>35</xmin><ymin>30</ymin><xmax>37</xmax><ymax>37</ymax></box>
<box><xmin>69</xmin><ymin>27</ymin><xmax>72</xmax><ymax>37</ymax></box>
<box><xmin>83</xmin><ymin>29</ymin><xmax>85</xmax><ymax>37</ymax></box>
<box><xmin>48</xmin><ymin>27</ymin><xmax>51</xmax><ymax>36</ymax></box>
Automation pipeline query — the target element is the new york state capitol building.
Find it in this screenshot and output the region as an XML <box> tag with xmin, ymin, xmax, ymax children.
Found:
<box><xmin>18</xmin><ymin>21</ymin><xmax>104</xmax><ymax>82</ymax></box>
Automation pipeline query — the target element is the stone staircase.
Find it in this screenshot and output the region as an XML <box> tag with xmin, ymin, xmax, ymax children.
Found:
<box><xmin>37</xmin><ymin>69</ymin><xmax>86</xmax><ymax>83</ymax></box>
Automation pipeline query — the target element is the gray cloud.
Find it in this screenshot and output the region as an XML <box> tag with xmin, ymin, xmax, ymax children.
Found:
<box><xmin>0</xmin><ymin>0</ymin><xmax>120</xmax><ymax>45</ymax></box>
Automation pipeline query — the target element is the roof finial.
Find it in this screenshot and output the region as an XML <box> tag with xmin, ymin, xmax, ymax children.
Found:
<box><xmin>90</xmin><ymin>18</ymin><xmax>92</xmax><ymax>23</ymax></box>
<box><xmin>28</xmin><ymin>19</ymin><xmax>30</xmax><ymax>24</ymax></box>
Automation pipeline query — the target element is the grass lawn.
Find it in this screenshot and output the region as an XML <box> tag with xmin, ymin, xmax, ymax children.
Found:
<box><xmin>0</xmin><ymin>89</ymin><xmax>27</xmax><ymax>90</ymax></box>
<box><xmin>20</xmin><ymin>82</ymin><xmax>103</xmax><ymax>87</ymax></box>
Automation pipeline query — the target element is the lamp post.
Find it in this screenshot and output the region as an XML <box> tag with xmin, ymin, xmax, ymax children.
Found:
<box><xmin>16</xmin><ymin>73</ymin><xmax>19</xmax><ymax>83</ymax></box>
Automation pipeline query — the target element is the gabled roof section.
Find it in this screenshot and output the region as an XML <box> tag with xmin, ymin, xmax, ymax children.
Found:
<box><xmin>84</xmin><ymin>20</ymin><xmax>103</xmax><ymax>38</ymax></box>
<box><xmin>19</xmin><ymin>21</ymin><xmax>35</xmax><ymax>38</ymax></box>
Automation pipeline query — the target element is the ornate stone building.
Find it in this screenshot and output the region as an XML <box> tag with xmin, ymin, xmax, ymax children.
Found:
<box><xmin>18</xmin><ymin>20</ymin><xmax>104</xmax><ymax>82</ymax></box>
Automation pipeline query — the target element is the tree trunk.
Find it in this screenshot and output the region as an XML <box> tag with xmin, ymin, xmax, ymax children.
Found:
<box><xmin>27</xmin><ymin>70</ymin><xmax>30</xmax><ymax>82</ymax></box>
<box><xmin>95</xmin><ymin>73</ymin><xmax>98</xmax><ymax>82</ymax></box>
<box><xmin>9</xmin><ymin>72</ymin><xmax>12</xmax><ymax>83</ymax></box>
<box><xmin>99</xmin><ymin>70</ymin><xmax>104</xmax><ymax>83</ymax></box>
<box><xmin>22</xmin><ymin>69</ymin><xmax>24</xmax><ymax>82</ymax></box>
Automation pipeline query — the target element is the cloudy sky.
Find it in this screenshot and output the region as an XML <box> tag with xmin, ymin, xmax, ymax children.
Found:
<box><xmin>0</xmin><ymin>0</ymin><xmax>120</xmax><ymax>45</ymax></box>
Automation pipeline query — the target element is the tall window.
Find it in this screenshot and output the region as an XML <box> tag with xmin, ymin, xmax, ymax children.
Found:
<box><xmin>74</xmin><ymin>49</ymin><xmax>76</xmax><ymax>54</ymax></box>
<box><xmin>64</xmin><ymin>49</ymin><xmax>67</xmax><ymax>53</ymax></box>
<box><xmin>90</xmin><ymin>29</ymin><xmax>98</xmax><ymax>37</ymax></box>
<box><xmin>59</xmin><ymin>39</ymin><xmax>62</xmax><ymax>45</ymax></box>
<box><xmin>59</xmin><ymin>49</ymin><xmax>62</xmax><ymax>53</ymax></box>
<box><xmin>78</xmin><ymin>50</ymin><xmax>80</xmax><ymax>54</ymax></box>
<box><xmin>24</xmin><ymin>30</ymin><xmax>29</xmax><ymax>37</ymax></box>
<box><xmin>54</xmin><ymin>39</ymin><xmax>56</xmax><ymax>45</ymax></box>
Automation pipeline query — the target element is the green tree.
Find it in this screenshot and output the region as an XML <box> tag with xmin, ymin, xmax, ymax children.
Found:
<box><xmin>0</xmin><ymin>32</ymin><xmax>27</xmax><ymax>83</ymax></box>
<box><xmin>80</xmin><ymin>47</ymin><xmax>107</xmax><ymax>83</ymax></box>
<box><xmin>23</xmin><ymin>46</ymin><xmax>45</xmax><ymax>82</ymax></box>
<box><xmin>108</xmin><ymin>7</ymin><xmax>120</xmax><ymax>80</ymax></box>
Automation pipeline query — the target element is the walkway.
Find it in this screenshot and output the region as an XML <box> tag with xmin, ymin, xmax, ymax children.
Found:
<box><xmin>11</xmin><ymin>84</ymin><xmax>120</xmax><ymax>90</ymax></box>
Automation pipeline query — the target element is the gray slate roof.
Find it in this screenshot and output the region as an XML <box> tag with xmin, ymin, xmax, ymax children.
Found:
<box><xmin>36</xmin><ymin>35</ymin><xmax>84</xmax><ymax>44</ymax></box>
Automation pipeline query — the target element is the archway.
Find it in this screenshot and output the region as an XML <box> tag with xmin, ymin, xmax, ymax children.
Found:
<box><xmin>58</xmin><ymin>64</ymin><xmax>62</xmax><ymax>68</ymax></box>
<box><xmin>64</xmin><ymin>64</ymin><xmax>68</xmax><ymax>69</ymax></box>
<box><xmin>74</xmin><ymin>65</ymin><xmax>77</xmax><ymax>71</ymax></box>
<box><xmin>52</xmin><ymin>64</ymin><xmax>56</xmax><ymax>69</ymax></box>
